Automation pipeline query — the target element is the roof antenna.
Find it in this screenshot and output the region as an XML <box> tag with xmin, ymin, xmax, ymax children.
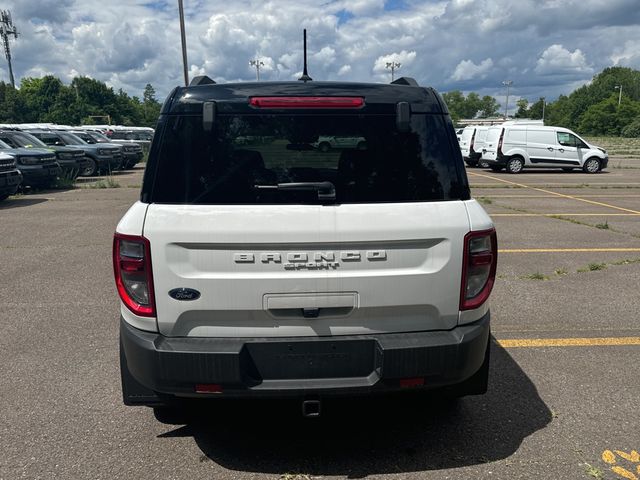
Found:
<box><xmin>298</xmin><ymin>29</ymin><xmax>312</xmax><ymax>82</ymax></box>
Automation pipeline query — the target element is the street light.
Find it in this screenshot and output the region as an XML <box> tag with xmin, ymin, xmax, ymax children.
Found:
<box><xmin>541</xmin><ymin>97</ymin><xmax>545</xmax><ymax>123</ymax></box>
<box><xmin>502</xmin><ymin>80</ymin><xmax>513</xmax><ymax>119</ymax></box>
<box><xmin>385</xmin><ymin>62</ymin><xmax>401</xmax><ymax>82</ymax></box>
<box><xmin>249</xmin><ymin>59</ymin><xmax>265</xmax><ymax>81</ymax></box>
<box><xmin>614</xmin><ymin>85</ymin><xmax>622</xmax><ymax>107</ymax></box>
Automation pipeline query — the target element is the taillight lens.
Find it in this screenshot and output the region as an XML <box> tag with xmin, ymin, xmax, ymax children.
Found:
<box><xmin>460</xmin><ymin>229</ymin><xmax>497</xmax><ymax>311</ymax></box>
<box><xmin>113</xmin><ymin>233</ymin><xmax>156</xmax><ymax>317</ymax></box>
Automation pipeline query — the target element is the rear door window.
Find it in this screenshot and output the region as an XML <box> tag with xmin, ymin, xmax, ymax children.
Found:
<box><xmin>149</xmin><ymin>114</ymin><xmax>465</xmax><ymax>204</ymax></box>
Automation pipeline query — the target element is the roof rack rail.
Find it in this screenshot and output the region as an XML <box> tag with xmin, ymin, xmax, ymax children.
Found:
<box><xmin>189</xmin><ymin>75</ymin><xmax>216</xmax><ymax>86</ymax></box>
<box><xmin>391</xmin><ymin>77</ymin><xmax>418</xmax><ymax>87</ymax></box>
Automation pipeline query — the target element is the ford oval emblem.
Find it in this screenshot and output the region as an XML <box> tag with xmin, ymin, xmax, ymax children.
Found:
<box><xmin>169</xmin><ymin>288</ymin><xmax>201</xmax><ymax>301</ymax></box>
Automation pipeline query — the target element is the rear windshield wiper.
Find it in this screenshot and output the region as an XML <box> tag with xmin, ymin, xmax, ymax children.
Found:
<box><xmin>254</xmin><ymin>181</ymin><xmax>336</xmax><ymax>201</ymax></box>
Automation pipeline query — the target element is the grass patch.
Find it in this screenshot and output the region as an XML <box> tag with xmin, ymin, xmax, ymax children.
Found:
<box><xmin>595</xmin><ymin>220</ymin><xmax>609</xmax><ymax>230</ymax></box>
<box><xmin>519</xmin><ymin>272</ymin><xmax>550</xmax><ymax>280</ymax></box>
<box><xmin>84</xmin><ymin>177</ymin><xmax>121</xmax><ymax>189</ymax></box>
<box><xmin>578</xmin><ymin>262</ymin><xmax>607</xmax><ymax>273</ymax></box>
<box><xmin>477</xmin><ymin>196</ymin><xmax>493</xmax><ymax>205</ymax></box>
<box><xmin>554</xmin><ymin>268</ymin><xmax>568</xmax><ymax>276</ymax></box>
<box><xmin>610</xmin><ymin>257</ymin><xmax>640</xmax><ymax>266</ymax></box>
<box><xmin>583</xmin><ymin>463</ymin><xmax>604</xmax><ymax>479</ymax></box>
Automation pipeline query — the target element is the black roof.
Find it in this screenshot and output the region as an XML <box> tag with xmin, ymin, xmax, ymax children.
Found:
<box><xmin>163</xmin><ymin>80</ymin><xmax>447</xmax><ymax>115</ymax></box>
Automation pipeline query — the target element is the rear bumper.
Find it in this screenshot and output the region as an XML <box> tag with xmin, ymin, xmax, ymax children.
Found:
<box><xmin>120</xmin><ymin>312</ymin><xmax>490</xmax><ymax>405</ymax></box>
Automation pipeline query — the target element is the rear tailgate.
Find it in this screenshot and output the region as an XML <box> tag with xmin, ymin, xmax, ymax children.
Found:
<box><xmin>144</xmin><ymin>201</ymin><xmax>470</xmax><ymax>337</ymax></box>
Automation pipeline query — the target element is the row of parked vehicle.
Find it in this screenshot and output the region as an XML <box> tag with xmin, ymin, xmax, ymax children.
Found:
<box><xmin>457</xmin><ymin>121</ymin><xmax>609</xmax><ymax>174</ymax></box>
<box><xmin>0</xmin><ymin>124</ymin><xmax>153</xmax><ymax>201</ymax></box>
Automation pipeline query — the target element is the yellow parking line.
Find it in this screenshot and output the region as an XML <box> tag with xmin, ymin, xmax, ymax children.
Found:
<box><xmin>499</xmin><ymin>248</ymin><xmax>640</xmax><ymax>253</ymax></box>
<box><xmin>498</xmin><ymin>337</ymin><xmax>640</xmax><ymax>348</ymax></box>
<box><xmin>468</xmin><ymin>172</ymin><xmax>640</xmax><ymax>214</ymax></box>
<box><xmin>491</xmin><ymin>213</ymin><xmax>640</xmax><ymax>216</ymax></box>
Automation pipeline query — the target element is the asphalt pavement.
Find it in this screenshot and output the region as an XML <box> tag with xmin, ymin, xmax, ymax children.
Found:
<box><xmin>0</xmin><ymin>163</ymin><xmax>638</xmax><ymax>480</ymax></box>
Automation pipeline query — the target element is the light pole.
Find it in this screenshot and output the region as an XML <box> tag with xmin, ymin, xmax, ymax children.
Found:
<box><xmin>178</xmin><ymin>0</ymin><xmax>189</xmax><ymax>87</ymax></box>
<box><xmin>502</xmin><ymin>80</ymin><xmax>513</xmax><ymax>119</ymax></box>
<box><xmin>614</xmin><ymin>85</ymin><xmax>622</xmax><ymax>107</ymax></box>
<box><xmin>541</xmin><ymin>97</ymin><xmax>545</xmax><ymax>123</ymax></box>
<box><xmin>385</xmin><ymin>62</ymin><xmax>401</xmax><ymax>82</ymax></box>
<box><xmin>249</xmin><ymin>59</ymin><xmax>265</xmax><ymax>81</ymax></box>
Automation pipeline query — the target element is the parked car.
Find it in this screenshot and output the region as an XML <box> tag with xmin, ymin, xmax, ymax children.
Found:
<box><xmin>0</xmin><ymin>139</ymin><xmax>59</xmax><ymax>188</ymax></box>
<box><xmin>116</xmin><ymin>76</ymin><xmax>496</xmax><ymax>419</ymax></box>
<box><xmin>0</xmin><ymin>129</ymin><xmax>88</xmax><ymax>180</ymax></box>
<box><xmin>70</xmin><ymin>130</ymin><xmax>143</xmax><ymax>169</ymax></box>
<box><xmin>105</xmin><ymin>128</ymin><xmax>152</xmax><ymax>152</ymax></box>
<box><xmin>312</xmin><ymin>136</ymin><xmax>367</xmax><ymax>152</ymax></box>
<box><xmin>481</xmin><ymin>123</ymin><xmax>608</xmax><ymax>173</ymax></box>
<box><xmin>0</xmin><ymin>151</ymin><xmax>22</xmax><ymax>201</ymax></box>
<box><xmin>25</xmin><ymin>130</ymin><xmax>122</xmax><ymax>176</ymax></box>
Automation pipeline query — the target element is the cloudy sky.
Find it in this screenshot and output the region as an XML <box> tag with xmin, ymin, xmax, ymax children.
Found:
<box><xmin>2</xmin><ymin>0</ymin><xmax>640</xmax><ymax>110</ymax></box>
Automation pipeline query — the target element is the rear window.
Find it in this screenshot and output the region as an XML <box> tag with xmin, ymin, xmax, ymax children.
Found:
<box><xmin>148</xmin><ymin>114</ymin><xmax>466</xmax><ymax>204</ymax></box>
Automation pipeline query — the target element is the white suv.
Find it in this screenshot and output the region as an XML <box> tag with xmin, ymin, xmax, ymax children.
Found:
<box><xmin>482</xmin><ymin>123</ymin><xmax>608</xmax><ymax>173</ymax></box>
<box><xmin>115</xmin><ymin>77</ymin><xmax>497</xmax><ymax>418</ymax></box>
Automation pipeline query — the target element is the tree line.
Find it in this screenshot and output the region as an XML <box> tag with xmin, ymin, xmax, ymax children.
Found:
<box><xmin>445</xmin><ymin>66</ymin><xmax>640</xmax><ymax>137</ymax></box>
<box><xmin>0</xmin><ymin>76</ymin><xmax>161</xmax><ymax>127</ymax></box>
<box><xmin>0</xmin><ymin>67</ymin><xmax>638</xmax><ymax>136</ymax></box>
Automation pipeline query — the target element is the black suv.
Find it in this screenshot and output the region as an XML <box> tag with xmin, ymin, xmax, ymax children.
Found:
<box><xmin>71</xmin><ymin>130</ymin><xmax>143</xmax><ymax>170</ymax></box>
<box><xmin>25</xmin><ymin>130</ymin><xmax>122</xmax><ymax>176</ymax></box>
<box><xmin>0</xmin><ymin>152</ymin><xmax>22</xmax><ymax>201</ymax></box>
<box><xmin>0</xmin><ymin>129</ymin><xmax>87</xmax><ymax>180</ymax></box>
<box><xmin>0</xmin><ymin>139</ymin><xmax>59</xmax><ymax>188</ymax></box>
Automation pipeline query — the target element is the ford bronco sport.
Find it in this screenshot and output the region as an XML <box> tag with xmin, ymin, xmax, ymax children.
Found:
<box><xmin>115</xmin><ymin>76</ymin><xmax>497</xmax><ymax>417</ymax></box>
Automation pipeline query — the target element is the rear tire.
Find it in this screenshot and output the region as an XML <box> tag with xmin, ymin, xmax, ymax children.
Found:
<box><xmin>583</xmin><ymin>158</ymin><xmax>601</xmax><ymax>174</ymax></box>
<box><xmin>506</xmin><ymin>156</ymin><xmax>524</xmax><ymax>174</ymax></box>
<box><xmin>478</xmin><ymin>160</ymin><xmax>490</xmax><ymax>168</ymax></box>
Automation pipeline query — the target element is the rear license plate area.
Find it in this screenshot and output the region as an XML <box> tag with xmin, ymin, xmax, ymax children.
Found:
<box><xmin>245</xmin><ymin>340</ymin><xmax>376</xmax><ymax>380</ymax></box>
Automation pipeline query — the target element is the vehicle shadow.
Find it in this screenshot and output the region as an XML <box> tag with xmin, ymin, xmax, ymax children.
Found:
<box><xmin>0</xmin><ymin>197</ymin><xmax>48</xmax><ymax>209</ymax></box>
<box><xmin>158</xmin><ymin>341</ymin><xmax>551</xmax><ymax>477</ymax></box>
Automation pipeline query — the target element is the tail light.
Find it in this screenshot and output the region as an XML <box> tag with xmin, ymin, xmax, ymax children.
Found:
<box><xmin>497</xmin><ymin>128</ymin><xmax>505</xmax><ymax>156</ymax></box>
<box><xmin>113</xmin><ymin>233</ymin><xmax>156</xmax><ymax>317</ymax></box>
<box><xmin>460</xmin><ymin>229</ymin><xmax>497</xmax><ymax>311</ymax></box>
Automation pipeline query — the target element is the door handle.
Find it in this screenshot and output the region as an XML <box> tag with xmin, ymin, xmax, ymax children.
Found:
<box><xmin>558</xmin><ymin>148</ymin><xmax>565</xmax><ymax>153</ymax></box>
<box><xmin>547</xmin><ymin>147</ymin><xmax>554</xmax><ymax>151</ymax></box>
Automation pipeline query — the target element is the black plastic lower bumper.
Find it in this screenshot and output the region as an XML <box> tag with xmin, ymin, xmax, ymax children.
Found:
<box><xmin>19</xmin><ymin>164</ymin><xmax>60</xmax><ymax>187</ymax></box>
<box><xmin>120</xmin><ymin>313</ymin><xmax>490</xmax><ymax>405</ymax></box>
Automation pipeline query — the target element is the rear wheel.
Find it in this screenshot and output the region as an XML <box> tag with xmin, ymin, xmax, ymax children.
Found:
<box><xmin>506</xmin><ymin>156</ymin><xmax>524</xmax><ymax>174</ymax></box>
<box><xmin>583</xmin><ymin>157</ymin><xmax>600</xmax><ymax>174</ymax></box>
<box><xmin>478</xmin><ymin>160</ymin><xmax>490</xmax><ymax>168</ymax></box>
<box><xmin>80</xmin><ymin>158</ymin><xmax>97</xmax><ymax>176</ymax></box>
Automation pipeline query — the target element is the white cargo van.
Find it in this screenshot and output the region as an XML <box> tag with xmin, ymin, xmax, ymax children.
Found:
<box><xmin>482</xmin><ymin>123</ymin><xmax>608</xmax><ymax>173</ymax></box>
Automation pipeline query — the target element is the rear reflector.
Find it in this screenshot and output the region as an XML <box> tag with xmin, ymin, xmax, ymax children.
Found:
<box><xmin>249</xmin><ymin>96</ymin><xmax>364</xmax><ymax>109</ymax></box>
<box><xmin>195</xmin><ymin>384</ymin><xmax>223</xmax><ymax>394</ymax></box>
<box><xmin>399</xmin><ymin>377</ymin><xmax>425</xmax><ymax>388</ymax></box>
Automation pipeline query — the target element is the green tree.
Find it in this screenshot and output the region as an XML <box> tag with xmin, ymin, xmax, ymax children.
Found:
<box><xmin>527</xmin><ymin>98</ymin><xmax>545</xmax><ymax>120</ymax></box>
<box><xmin>514</xmin><ymin>98</ymin><xmax>529</xmax><ymax>118</ymax></box>
<box><xmin>478</xmin><ymin>95</ymin><xmax>500</xmax><ymax>118</ymax></box>
<box><xmin>578</xmin><ymin>95</ymin><xmax>640</xmax><ymax>135</ymax></box>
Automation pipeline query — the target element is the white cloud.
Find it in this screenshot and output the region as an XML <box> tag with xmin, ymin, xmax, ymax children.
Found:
<box><xmin>535</xmin><ymin>44</ymin><xmax>593</xmax><ymax>75</ymax></box>
<box><xmin>451</xmin><ymin>58</ymin><xmax>494</xmax><ymax>81</ymax></box>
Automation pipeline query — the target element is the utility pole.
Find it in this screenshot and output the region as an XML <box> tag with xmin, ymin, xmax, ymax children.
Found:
<box><xmin>541</xmin><ymin>97</ymin><xmax>545</xmax><ymax>123</ymax></box>
<box><xmin>614</xmin><ymin>85</ymin><xmax>622</xmax><ymax>107</ymax></box>
<box><xmin>0</xmin><ymin>10</ymin><xmax>18</xmax><ymax>88</ymax></box>
<box><xmin>502</xmin><ymin>80</ymin><xmax>513</xmax><ymax>119</ymax></box>
<box><xmin>249</xmin><ymin>59</ymin><xmax>264</xmax><ymax>81</ymax></box>
<box><xmin>178</xmin><ymin>0</ymin><xmax>189</xmax><ymax>87</ymax></box>
<box><xmin>385</xmin><ymin>62</ymin><xmax>401</xmax><ymax>82</ymax></box>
